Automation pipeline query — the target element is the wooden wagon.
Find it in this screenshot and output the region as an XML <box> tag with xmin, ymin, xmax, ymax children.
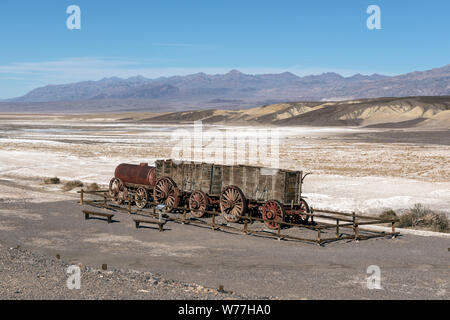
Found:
<box><xmin>153</xmin><ymin>159</ymin><xmax>311</xmax><ymax>229</ymax></box>
<box><xmin>109</xmin><ymin>159</ymin><xmax>311</xmax><ymax>229</ymax></box>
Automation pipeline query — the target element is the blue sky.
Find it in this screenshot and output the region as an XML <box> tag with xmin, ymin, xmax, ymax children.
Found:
<box><xmin>0</xmin><ymin>0</ymin><xmax>449</xmax><ymax>98</ymax></box>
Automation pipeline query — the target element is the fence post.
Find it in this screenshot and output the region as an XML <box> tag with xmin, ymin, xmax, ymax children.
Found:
<box><xmin>353</xmin><ymin>212</ymin><xmax>359</xmax><ymax>241</ymax></box>
<box><xmin>182</xmin><ymin>205</ymin><xmax>187</xmax><ymax>224</ymax></box>
<box><xmin>153</xmin><ymin>206</ymin><xmax>156</xmax><ymax>218</ymax></box>
<box><xmin>391</xmin><ymin>221</ymin><xmax>396</xmax><ymax>238</ymax></box>
<box><xmin>317</xmin><ymin>223</ymin><xmax>321</xmax><ymax>246</ymax></box>
<box><xmin>80</xmin><ymin>189</ymin><xmax>84</xmax><ymax>205</ymax></box>
<box><xmin>103</xmin><ymin>196</ymin><xmax>107</xmax><ymax>208</ymax></box>
<box><xmin>211</xmin><ymin>209</ymin><xmax>216</xmax><ymax>230</ymax></box>
<box><xmin>243</xmin><ymin>216</ymin><xmax>248</xmax><ymax>234</ymax></box>
<box><xmin>336</xmin><ymin>219</ymin><xmax>340</xmax><ymax>238</ymax></box>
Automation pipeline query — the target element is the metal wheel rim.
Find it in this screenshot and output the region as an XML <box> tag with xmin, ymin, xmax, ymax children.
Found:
<box><xmin>154</xmin><ymin>177</ymin><xmax>179</xmax><ymax>211</ymax></box>
<box><xmin>220</xmin><ymin>186</ymin><xmax>246</xmax><ymax>222</ymax></box>
<box><xmin>262</xmin><ymin>200</ymin><xmax>285</xmax><ymax>230</ymax></box>
<box><xmin>299</xmin><ymin>199</ymin><xmax>310</xmax><ymax>222</ymax></box>
<box><xmin>135</xmin><ymin>187</ymin><xmax>148</xmax><ymax>209</ymax></box>
<box><xmin>109</xmin><ymin>178</ymin><xmax>124</xmax><ymax>205</ymax></box>
<box><xmin>189</xmin><ymin>191</ymin><xmax>208</xmax><ymax>218</ymax></box>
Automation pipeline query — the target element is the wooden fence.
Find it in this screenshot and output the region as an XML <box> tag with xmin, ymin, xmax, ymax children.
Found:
<box><xmin>78</xmin><ymin>189</ymin><xmax>399</xmax><ymax>246</ymax></box>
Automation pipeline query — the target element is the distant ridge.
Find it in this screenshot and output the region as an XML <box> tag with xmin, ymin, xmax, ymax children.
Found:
<box><xmin>1</xmin><ymin>64</ymin><xmax>449</xmax><ymax>113</ymax></box>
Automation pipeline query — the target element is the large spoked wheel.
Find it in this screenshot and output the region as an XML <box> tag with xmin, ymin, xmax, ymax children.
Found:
<box><xmin>154</xmin><ymin>177</ymin><xmax>180</xmax><ymax>212</ymax></box>
<box><xmin>109</xmin><ymin>177</ymin><xmax>126</xmax><ymax>205</ymax></box>
<box><xmin>134</xmin><ymin>187</ymin><xmax>148</xmax><ymax>209</ymax></box>
<box><xmin>220</xmin><ymin>185</ymin><xmax>247</xmax><ymax>223</ymax></box>
<box><xmin>189</xmin><ymin>190</ymin><xmax>209</xmax><ymax>218</ymax></box>
<box><xmin>262</xmin><ymin>200</ymin><xmax>285</xmax><ymax>230</ymax></box>
<box><xmin>299</xmin><ymin>198</ymin><xmax>310</xmax><ymax>223</ymax></box>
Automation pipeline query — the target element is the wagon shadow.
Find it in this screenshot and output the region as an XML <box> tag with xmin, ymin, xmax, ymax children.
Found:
<box><xmin>248</xmin><ymin>232</ymin><xmax>316</xmax><ymax>245</ymax></box>
<box><xmin>136</xmin><ymin>225</ymin><xmax>172</xmax><ymax>231</ymax></box>
<box><xmin>169</xmin><ymin>218</ymin><xmax>246</xmax><ymax>236</ymax></box>
<box><xmin>174</xmin><ymin>218</ymin><xmax>321</xmax><ymax>244</ymax></box>
<box><xmin>85</xmin><ymin>216</ymin><xmax>120</xmax><ymax>224</ymax></box>
<box><xmin>81</xmin><ymin>202</ymin><xmax>122</xmax><ymax>213</ymax></box>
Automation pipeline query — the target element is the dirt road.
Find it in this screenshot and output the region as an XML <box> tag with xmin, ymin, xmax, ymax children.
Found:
<box><xmin>0</xmin><ymin>183</ymin><xmax>448</xmax><ymax>299</ymax></box>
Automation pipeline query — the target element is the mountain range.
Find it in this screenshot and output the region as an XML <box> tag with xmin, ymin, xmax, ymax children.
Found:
<box><xmin>1</xmin><ymin>64</ymin><xmax>449</xmax><ymax>113</ymax></box>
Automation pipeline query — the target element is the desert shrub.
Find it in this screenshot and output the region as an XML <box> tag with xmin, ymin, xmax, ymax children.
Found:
<box><xmin>44</xmin><ymin>177</ymin><xmax>60</xmax><ymax>184</ymax></box>
<box><xmin>85</xmin><ymin>183</ymin><xmax>100</xmax><ymax>192</ymax></box>
<box><xmin>410</xmin><ymin>203</ymin><xmax>429</xmax><ymax>219</ymax></box>
<box><xmin>398</xmin><ymin>203</ymin><xmax>449</xmax><ymax>232</ymax></box>
<box><xmin>398</xmin><ymin>213</ymin><xmax>414</xmax><ymax>228</ymax></box>
<box><xmin>379</xmin><ymin>209</ymin><xmax>397</xmax><ymax>220</ymax></box>
<box><xmin>63</xmin><ymin>180</ymin><xmax>83</xmax><ymax>191</ymax></box>
<box><xmin>430</xmin><ymin>213</ymin><xmax>449</xmax><ymax>232</ymax></box>
<box><xmin>399</xmin><ymin>203</ymin><xmax>427</xmax><ymax>228</ymax></box>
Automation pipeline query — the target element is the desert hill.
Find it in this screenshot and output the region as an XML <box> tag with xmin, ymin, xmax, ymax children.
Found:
<box><xmin>137</xmin><ymin>96</ymin><xmax>450</xmax><ymax>129</ymax></box>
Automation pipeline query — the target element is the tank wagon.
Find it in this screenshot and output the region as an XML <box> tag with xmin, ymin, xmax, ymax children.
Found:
<box><xmin>109</xmin><ymin>163</ymin><xmax>156</xmax><ymax>208</ymax></box>
<box><xmin>109</xmin><ymin>159</ymin><xmax>311</xmax><ymax>229</ymax></box>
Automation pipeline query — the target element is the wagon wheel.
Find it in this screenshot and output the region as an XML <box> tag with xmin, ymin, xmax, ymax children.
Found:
<box><xmin>220</xmin><ymin>185</ymin><xmax>247</xmax><ymax>223</ymax></box>
<box><xmin>189</xmin><ymin>190</ymin><xmax>209</xmax><ymax>218</ymax></box>
<box><xmin>262</xmin><ymin>200</ymin><xmax>285</xmax><ymax>230</ymax></box>
<box><xmin>120</xmin><ymin>186</ymin><xmax>128</xmax><ymax>204</ymax></box>
<box><xmin>134</xmin><ymin>187</ymin><xmax>148</xmax><ymax>209</ymax></box>
<box><xmin>299</xmin><ymin>198</ymin><xmax>310</xmax><ymax>223</ymax></box>
<box><xmin>109</xmin><ymin>177</ymin><xmax>125</xmax><ymax>205</ymax></box>
<box><xmin>153</xmin><ymin>177</ymin><xmax>180</xmax><ymax>212</ymax></box>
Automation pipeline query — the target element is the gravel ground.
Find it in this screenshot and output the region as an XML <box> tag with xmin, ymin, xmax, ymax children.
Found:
<box><xmin>0</xmin><ymin>243</ymin><xmax>266</xmax><ymax>300</ymax></box>
<box><xmin>0</xmin><ymin>180</ymin><xmax>449</xmax><ymax>300</ymax></box>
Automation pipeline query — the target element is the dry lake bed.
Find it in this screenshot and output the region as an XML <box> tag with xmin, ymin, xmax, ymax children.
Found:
<box><xmin>0</xmin><ymin>113</ymin><xmax>449</xmax><ymax>299</ymax></box>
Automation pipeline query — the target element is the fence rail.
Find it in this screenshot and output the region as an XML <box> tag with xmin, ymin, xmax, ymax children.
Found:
<box><xmin>78</xmin><ymin>189</ymin><xmax>399</xmax><ymax>246</ymax></box>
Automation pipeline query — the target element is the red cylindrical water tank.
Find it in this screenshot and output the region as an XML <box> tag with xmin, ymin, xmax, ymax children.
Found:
<box><xmin>114</xmin><ymin>163</ymin><xmax>156</xmax><ymax>187</ymax></box>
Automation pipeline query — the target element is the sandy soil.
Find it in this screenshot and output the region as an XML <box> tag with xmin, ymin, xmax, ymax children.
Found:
<box><xmin>0</xmin><ymin>187</ymin><xmax>448</xmax><ymax>300</ymax></box>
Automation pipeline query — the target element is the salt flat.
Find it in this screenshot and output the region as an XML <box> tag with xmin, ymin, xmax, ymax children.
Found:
<box><xmin>0</xmin><ymin>114</ymin><xmax>449</xmax><ymax>299</ymax></box>
<box><xmin>0</xmin><ymin>114</ymin><xmax>449</xmax><ymax>215</ymax></box>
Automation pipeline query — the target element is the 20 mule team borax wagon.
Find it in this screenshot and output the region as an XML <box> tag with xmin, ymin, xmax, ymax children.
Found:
<box><xmin>109</xmin><ymin>159</ymin><xmax>311</xmax><ymax>230</ymax></box>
